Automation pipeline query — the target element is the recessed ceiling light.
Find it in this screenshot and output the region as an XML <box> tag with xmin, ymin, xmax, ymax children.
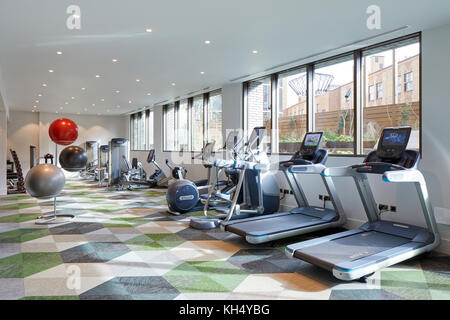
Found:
<box><xmin>42</xmin><ymin>83</ymin><xmax>47</xmax><ymax>87</ymax></box>
<box><xmin>33</xmin><ymin>105</ymin><xmax>37</xmax><ymax>108</ymax></box>
<box><xmin>38</xmin><ymin>94</ymin><xmax>42</xmax><ymax>97</ymax></box>
<box><xmin>65</xmin><ymin>102</ymin><xmax>69</xmax><ymax>105</ymax></box>
<box><xmin>128</xmin><ymin>100</ymin><xmax>132</xmax><ymax>104</ymax></box>
<box><xmin>32</xmin><ymin>109</ymin><xmax>35</xmax><ymax>112</ymax></box>
<box><xmin>56</xmin><ymin>111</ymin><xmax>59</xmax><ymax>114</ymax></box>
<box><xmin>71</xmin><ymin>97</ymin><xmax>75</xmax><ymax>100</ymax></box>
<box><xmin>48</xmin><ymin>69</ymin><xmax>54</xmax><ymax>73</ymax></box>
<box><xmin>171</xmin><ymin>83</ymin><xmax>176</xmax><ymax>86</ymax></box>
<box><xmin>112</xmin><ymin>58</ymin><xmax>118</xmax><ymax>62</ymax></box>
<box><xmin>92</xmin><ymin>103</ymin><xmax>96</xmax><ymax>106</ymax></box>
<box><xmin>115</xmin><ymin>90</ymin><xmax>120</xmax><ymax>93</ymax></box>
<box><xmin>100</xmin><ymin>98</ymin><xmax>105</xmax><ymax>102</ymax></box>
<box><xmin>117</xmin><ymin>105</ymin><xmax>120</xmax><ymax>108</ymax></box>
<box><xmin>81</xmin><ymin>87</ymin><xmax>86</xmax><ymax>90</ymax></box>
<box><xmin>252</xmin><ymin>50</ymin><xmax>259</xmax><ymax>54</ymax></box>
<box><xmin>147</xmin><ymin>93</ymin><xmax>151</xmax><ymax>96</ymax></box>
<box><xmin>60</xmin><ymin>107</ymin><xmax>63</xmax><ymax>110</ymax></box>
<box><xmin>200</xmin><ymin>71</ymin><xmax>205</xmax><ymax>75</ymax></box>
<box><xmin>35</xmin><ymin>100</ymin><xmax>39</xmax><ymax>103</ymax></box>
<box><xmin>95</xmin><ymin>74</ymin><xmax>101</xmax><ymax>78</ymax></box>
<box><xmin>136</xmin><ymin>79</ymin><xmax>140</xmax><ymax>82</ymax></box>
<box><xmin>204</xmin><ymin>40</ymin><xmax>211</xmax><ymax>44</ymax></box>
<box><xmin>145</xmin><ymin>28</ymin><xmax>152</xmax><ymax>33</ymax></box>
<box><xmin>56</xmin><ymin>51</ymin><xmax>62</xmax><ymax>55</ymax></box>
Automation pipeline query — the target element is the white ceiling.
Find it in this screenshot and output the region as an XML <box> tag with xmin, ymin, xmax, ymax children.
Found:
<box><xmin>0</xmin><ymin>0</ymin><xmax>449</xmax><ymax>116</ymax></box>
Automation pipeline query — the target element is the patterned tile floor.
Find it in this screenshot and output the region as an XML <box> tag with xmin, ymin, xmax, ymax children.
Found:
<box><xmin>0</xmin><ymin>178</ymin><xmax>449</xmax><ymax>300</ymax></box>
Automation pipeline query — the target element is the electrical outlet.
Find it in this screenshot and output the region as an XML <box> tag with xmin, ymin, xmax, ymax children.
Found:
<box><xmin>390</xmin><ymin>206</ymin><xmax>397</xmax><ymax>213</ymax></box>
<box><xmin>319</xmin><ymin>194</ymin><xmax>324</xmax><ymax>200</ymax></box>
<box><xmin>378</xmin><ymin>204</ymin><xmax>389</xmax><ymax>211</ymax></box>
<box><xmin>324</xmin><ymin>195</ymin><xmax>331</xmax><ymax>201</ymax></box>
<box><xmin>289</xmin><ymin>190</ymin><xmax>294</xmax><ymax>195</ymax></box>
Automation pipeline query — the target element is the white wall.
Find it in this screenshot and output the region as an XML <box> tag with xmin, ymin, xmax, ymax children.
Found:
<box><xmin>7</xmin><ymin>111</ymin><xmax>127</xmax><ymax>177</ymax></box>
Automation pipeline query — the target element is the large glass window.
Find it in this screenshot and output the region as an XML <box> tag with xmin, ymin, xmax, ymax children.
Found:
<box><xmin>207</xmin><ymin>90</ymin><xmax>223</xmax><ymax>149</ymax></box>
<box><xmin>162</xmin><ymin>90</ymin><xmax>222</xmax><ymax>152</ymax></box>
<box><xmin>147</xmin><ymin>109</ymin><xmax>154</xmax><ymax>149</ymax></box>
<box><xmin>243</xmin><ymin>33</ymin><xmax>420</xmax><ymax>156</ymax></box>
<box><xmin>313</xmin><ymin>55</ymin><xmax>355</xmax><ymax>155</ymax></box>
<box><xmin>191</xmin><ymin>95</ymin><xmax>204</xmax><ymax>151</ymax></box>
<box><xmin>277</xmin><ymin>69</ymin><xmax>307</xmax><ymax>153</ymax></box>
<box><xmin>164</xmin><ymin>103</ymin><xmax>175</xmax><ymax>151</ymax></box>
<box><xmin>178</xmin><ymin>99</ymin><xmax>189</xmax><ymax>151</ymax></box>
<box><xmin>139</xmin><ymin>111</ymin><xmax>147</xmax><ymax>150</ymax></box>
<box><xmin>362</xmin><ymin>36</ymin><xmax>420</xmax><ymax>153</ymax></box>
<box><xmin>131</xmin><ymin>114</ymin><xmax>138</xmax><ymax>150</ymax></box>
<box><xmin>247</xmin><ymin>76</ymin><xmax>272</xmax><ymax>150</ymax></box>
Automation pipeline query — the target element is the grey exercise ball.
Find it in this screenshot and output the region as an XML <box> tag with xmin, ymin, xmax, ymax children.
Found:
<box><xmin>25</xmin><ymin>164</ymin><xmax>66</xmax><ymax>198</ymax></box>
<box><xmin>59</xmin><ymin>146</ymin><xmax>88</xmax><ymax>172</ymax></box>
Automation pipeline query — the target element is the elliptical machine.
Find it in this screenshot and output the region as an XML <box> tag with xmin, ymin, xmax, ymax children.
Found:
<box><xmin>190</xmin><ymin>127</ymin><xmax>280</xmax><ymax>229</ymax></box>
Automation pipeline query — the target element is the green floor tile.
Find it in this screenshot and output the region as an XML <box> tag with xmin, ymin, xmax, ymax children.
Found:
<box><xmin>0</xmin><ymin>195</ymin><xmax>32</xmax><ymax>201</ymax></box>
<box><xmin>0</xmin><ymin>213</ymin><xmax>39</xmax><ymax>223</ymax></box>
<box><xmin>0</xmin><ymin>228</ymin><xmax>51</xmax><ymax>243</ymax></box>
<box><xmin>0</xmin><ymin>203</ymin><xmax>38</xmax><ymax>211</ymax></box>
<box><xmin>0</xmin><ymin>252</ymin><xmax>63</xmax><ymax>278</ymax></box>
<box><xmin>381</xmin><ymin>270</ymin><xmax>432</xmax><ymax>300</ymax></box>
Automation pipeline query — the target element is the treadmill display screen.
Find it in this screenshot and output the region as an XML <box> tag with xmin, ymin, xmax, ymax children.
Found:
<box><xmin>146</xmin><ymin>149</ymin><xmax>155</xmax><ymax>163</ymax></box>
<box><xmin>377</xmin><ymin>127</ymin><xmax>411</xmax><ymax>159</ymax></box>
<box><xmin>304</xmin><ymin>133</ymin><xmax>322</xmax><ymax>146</ymax></box>
<box><xmin>383</xmin><ymin>132</ymin><xmax>407</xmax><ymax>146</ymax></box>
<box><xmin>300</xmin><ymin>132</ymin><xmax>323</xmax><ymax>157</ymax></box>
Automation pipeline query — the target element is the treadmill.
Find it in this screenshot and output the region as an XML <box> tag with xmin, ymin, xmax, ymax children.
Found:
<box><xmin>220</xmin><ymin>132</ymin><xmax>346</xmax><ymax>244</ymax></box>
<box><xmin>286</xmin><ymin>127</ymin><xmax>440</xmax><ymax>281</ymax></box>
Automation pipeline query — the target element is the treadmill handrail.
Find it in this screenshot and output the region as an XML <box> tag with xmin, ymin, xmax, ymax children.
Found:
<box><xmin>289</xmin><ymin>163</ymin><xmax>326</xmax><ymax>175</ymax></box>
<box><xmin>321</xmin><ymin>166</ymin><xmax>354</xmax><ymax>177</ymax></box>
<box><xmin>383</xmin><ymin>169</ymin><xmax>424</xmax><ymax>184</ymax></box>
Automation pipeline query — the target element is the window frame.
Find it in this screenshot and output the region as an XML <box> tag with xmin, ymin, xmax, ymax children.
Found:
<box><xmin>242</xmin><ymin>32</ymin><xmax>421</xmax><ymax>157</ymax></box>
<box><xmin>162</xmin><ymin>89</ymin><xmax>222</xmax><ymax>153</ymax></box>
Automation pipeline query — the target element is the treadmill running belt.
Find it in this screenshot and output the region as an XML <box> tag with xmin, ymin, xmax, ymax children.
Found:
<box><xmin>226</xmin><ymin>213</ymin><xmax>324</xmax><ymax>237</ymax></box>
<box><xmin>295</xmin><ymin>231</ymin><xmax>411</xmax><ymax>266</ymax></box>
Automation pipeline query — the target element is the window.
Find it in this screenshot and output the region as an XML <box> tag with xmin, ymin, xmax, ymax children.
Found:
<box><xmin>244</xmin><ymin>33</ymin><xmax>421</xmax><ymax>156</ymax></box>
<box><xmin>207</xmin><ymin>90</ymin><xmax>223</xmax><ymax>149</ymax></box>
<box><xmin>129</xmin><ymin>109</ymin><xmax>154</xmax><ymax>151</ymax></box>
<box><xmin>130</xmin><ymin>114</ymin><xmax>138</xmax><ymax>150</ymax></box>
<box><xmin>247</xmin><ymin>76</ymin><xmax>272</xmax><ymax>150</ymax></box>
<box><xmin>397</xmin><ymin>75</ymin><xmax>403</xmax><ymax>94</ymax></box>
<box><xmin>275</xmin><ymin>69</ymin><xmax>307</xmax><ymax>153</ymax></box>
<box><xmin>313</xmin><ymin>55</ymin><xmax>354</xmax><ymax>155</ymax></box>
<box><xmin>362</xmin><ymin>36</ymin><xmax>420</xmax><ymax>153</ymax></box>
<box><xmin>376</xmin><ymin>82</ymin><xmax>383</xmax><ymax>99</ymax></box>
<box><xmin>162</xmin><ymin>90</ymin><xmax>222</xmax><ymax>152</ymax></box>
<box><xmin>178</xmin><ymin>99</ymin><xmax>189</xmax><ymax>151</ymax></box>
<box><xmin>191</xmin><ymin>95</ymin><xmax>204</xmax><ymax>151</ymax></box>
<box><xmin>164</xmin><ymin>103</ymin><xmax>175</xmax><ymax>151</ymax></box>
<box><xmin>369</xmin><ymin>86</ymin><xmax>375</xmax><ymax>101</ymax></box>
<box><xmin>404</xmin><ymin>72</ymin><xmax>413</xmax><ymax>91</ymax></box>
<box><xmin>147</xmin><ymin>109</ymin><xmax>154</xmax><ymax>149</ymax></box>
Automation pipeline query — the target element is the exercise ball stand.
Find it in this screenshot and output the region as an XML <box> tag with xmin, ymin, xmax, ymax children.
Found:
<box><xmin>35</xmin><ymin>144</ymin><xmax>75</xmax><ymax>225</ymax></box>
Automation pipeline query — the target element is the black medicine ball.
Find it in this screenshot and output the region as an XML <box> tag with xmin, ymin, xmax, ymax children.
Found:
<box><xmin>59</xmin><ymin>146</ymin><xmax>88</xmax><ymax>172</ymax></box>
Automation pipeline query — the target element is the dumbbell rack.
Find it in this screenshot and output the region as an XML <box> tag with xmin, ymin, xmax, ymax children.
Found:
<box><xmin>7</xmin><ymin>150</ymin><xmax>25</xmax><ymax>194</ymax></box>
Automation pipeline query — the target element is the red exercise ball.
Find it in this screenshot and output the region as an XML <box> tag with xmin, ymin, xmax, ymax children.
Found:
<box><xmin>48</xmin><ymin>118</ymin><xmax>79</xmax><ymax>145</ymax></box>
